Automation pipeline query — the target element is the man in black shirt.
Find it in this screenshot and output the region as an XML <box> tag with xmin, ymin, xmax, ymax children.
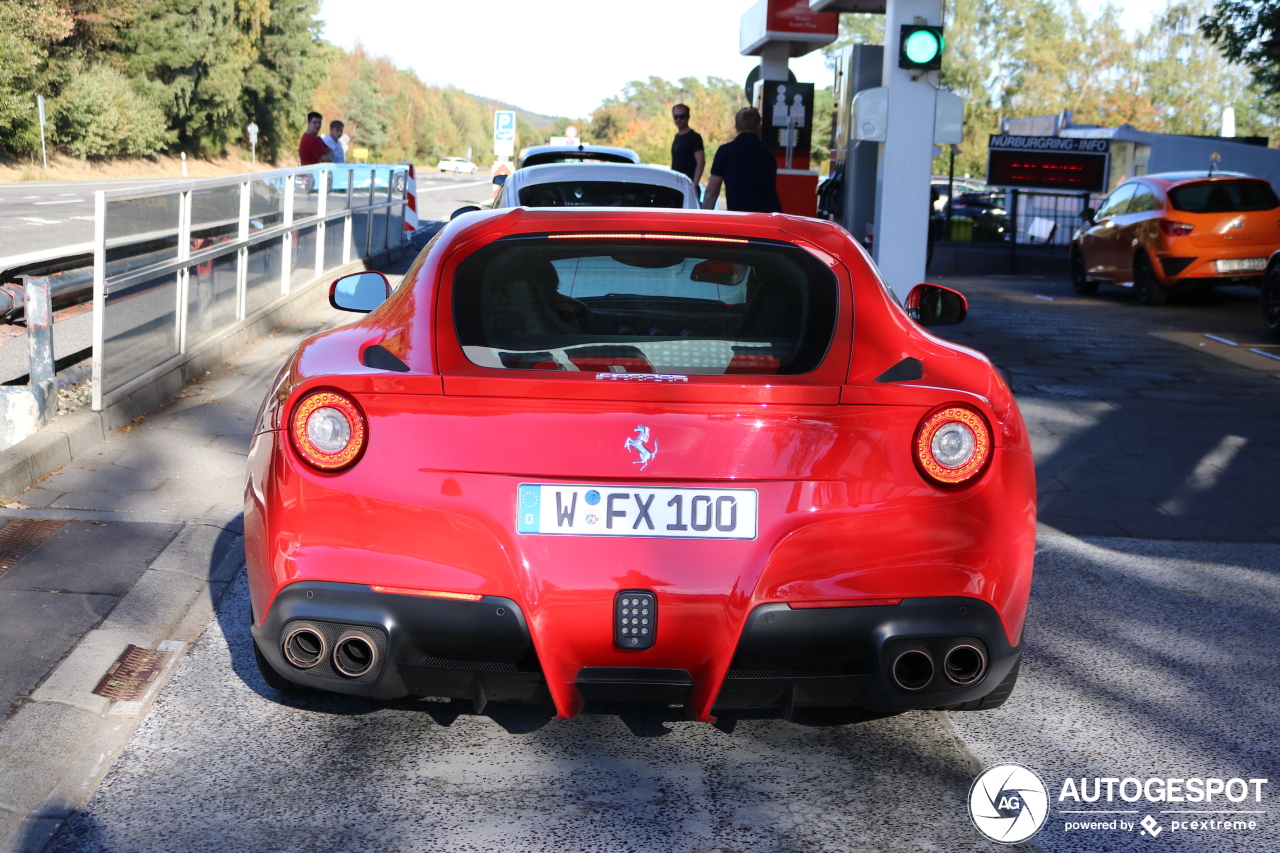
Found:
<box><xmin>702</xmin><ymin>107</ymin><xmax>782</xmax><ymax>213</ymax></box>
<box><xmin>670</xmin><ymin>103</ymin><xmax>704</xmax><ymax>189</ymax></box>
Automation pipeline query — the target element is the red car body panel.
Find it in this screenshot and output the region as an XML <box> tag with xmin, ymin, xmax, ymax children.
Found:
<box><xmin>245</xmin><ymin>209</ymin><xmax>1036</xmax><ymax>721</ymax></box>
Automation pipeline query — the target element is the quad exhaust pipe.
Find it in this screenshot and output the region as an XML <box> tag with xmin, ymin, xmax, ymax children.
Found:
<box><xmin>282</xmin><ymin>623</ymin><xmax>380</xmax><ymax>678</ymax></box>
<box><xmin>283</xmin><ymin>624</ymin><xmax>327</xmax><ymax>669</ymax></box>
<box><xmin>942</xmin><ymin>644</ymin><xmax>987</xmax><ymax>686</ymax></box>
<box><xmin>891</xmin><ymin>649</ymin><xmax>934</xmax><ymax>691</ymax></box>
<box><xmin>333</xmin><ymin>630</ymin><xmax>378</xmax><ymax>678</ymax></box>
<box><xmin>891</xmin><ymin>642</ymin><xmax>988</xmax><ymax>691</ymax></box>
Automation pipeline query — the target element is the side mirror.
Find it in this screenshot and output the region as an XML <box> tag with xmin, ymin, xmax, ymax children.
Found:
<box><xmin>492</xmin><ymin>174</ymin><xmax>508</xmax><ymax>187</ymax></box>
<box><xmin>1080</xmin><ymin>207</ymin><xmax>1096</xmax><ymax>223</ymax></box>
<box><xmin>330</xmin><ymin>271</ymin><xmax>391</xmax><ymax>313</ymax></box>
<box><xmin>906</xmin><ymin>283</ymin><xmax>967</xmax><ymax>326</ymax></box>
<box><xmin>451</xmin><ymin>205</ymin><xmax>482</xmax><ymax>220</ymax></box>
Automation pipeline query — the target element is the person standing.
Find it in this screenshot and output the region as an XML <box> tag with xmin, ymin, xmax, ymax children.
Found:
<box><xmin>298</xmin><ymin>111</ymin><xmax>331</xmax><ymax>166</ymax></box>
<box><xmin>322</xmin><ymin>120</ymin><xmax>346</xmax><ymax>164</ymax></box>
<box><xmin>701</xmin><ymin>107</ymin><xmax>781</xmax><ymax>213</ymax></box>
<box><xmin>670</xmin><ymin>103</ymin><xmax>704</xmax><ymax>189</ymax></box>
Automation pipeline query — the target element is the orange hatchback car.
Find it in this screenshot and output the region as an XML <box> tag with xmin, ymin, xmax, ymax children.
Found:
<box><xmin>1071</xmin><ymin>171</ymin><xmax>1280</xmax><ymax>305</ymax></box>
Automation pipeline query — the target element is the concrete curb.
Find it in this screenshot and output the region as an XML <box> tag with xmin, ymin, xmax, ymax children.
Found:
<box><xmin>0</xmin><ymin>233</ymin><xmax>430</xmax><ymax>502</ymax></box>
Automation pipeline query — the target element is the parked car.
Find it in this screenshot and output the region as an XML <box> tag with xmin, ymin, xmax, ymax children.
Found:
<box><xmin>1071</xmin><ymin>171</ymin><xmax>1280</xmax><ymax>305</ymax></box>
<box><xmin>943</xmin><ymin>192</ymin><xmax>1009</xmax><ymax>242</ymax></box>
<box><xmin>516</xmin><ymin>143</ymin><xmax>641</xmax><ymax>169</ymax></box>
<box><xmin>246</xmin><ymin>208</ymin><xmax>1035</xmax><ymax>721</ymax></box>
<box><xmin>438</xmin><ymin>157</ymin><xmax>478</xmax><ymax>174</ymax></box>
<box><xmin>452</xmin><ymin>162</ymin><xmax>699</xmax><ymax>219</ymax></box>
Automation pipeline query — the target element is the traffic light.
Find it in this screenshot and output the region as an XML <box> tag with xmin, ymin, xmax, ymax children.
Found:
<box><xmin>899</xmin><ymin>25</ymin><xmax>944</xmax><ymax>72</ymax></box>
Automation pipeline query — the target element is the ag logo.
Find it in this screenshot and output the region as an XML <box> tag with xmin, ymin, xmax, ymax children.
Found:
<box><xmin>968</xmin><ymin>764</ymin><xmax>1049</xmax><ymax>844</ymax></box>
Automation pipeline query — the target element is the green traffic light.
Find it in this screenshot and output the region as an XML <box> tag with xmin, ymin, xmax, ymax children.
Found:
<box><xmin>904</xmin><ymin>29</ymin><xmax>943</xmax><ymax>65</ymax></box>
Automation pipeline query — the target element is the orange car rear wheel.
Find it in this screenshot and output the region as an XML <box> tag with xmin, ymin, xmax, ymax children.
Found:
<box><xmin>1264</xmin><ymin>265</ymin><xmax>1280</xmax><ymax>337</ymax></box>
<box><xmin>1134</xmin><ymin>254</ymin><xmax>1169</xmax><ymax>306</ymax></box>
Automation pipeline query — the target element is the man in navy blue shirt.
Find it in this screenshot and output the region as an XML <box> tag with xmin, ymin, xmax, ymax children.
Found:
<box><xmin>702</xmin><ymin>107</ymin><xmax>782</xmax><ymax>213</ymax></box>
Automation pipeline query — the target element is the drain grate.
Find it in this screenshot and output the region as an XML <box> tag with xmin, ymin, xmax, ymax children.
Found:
<box><xmin>92</xmin><ymin>644</ymin><xmax>169</xmax><ymax>702</ymax></box>
<box><xmin>0</xmin><ymin>519</ymin><xmax>65</xmax><ymax>578</ymax></box>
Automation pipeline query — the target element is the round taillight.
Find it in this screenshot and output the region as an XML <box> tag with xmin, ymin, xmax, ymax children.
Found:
<box><xmin>289</xmin><ymin>390</ymin><xmax>366</xmax><ymax>471</ymax></box>
<box><xmin>915</xmin><ymin>406</ymin><xmax>992</xmax><ymax>486</ymax></box>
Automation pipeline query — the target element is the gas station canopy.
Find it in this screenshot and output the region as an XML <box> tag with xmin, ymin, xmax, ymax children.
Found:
<box><xmin>808</xmin><ymin>0</ymin><xmax>887</xmax><ymax>12</ymax></box>
<box><xmin>740</xmin><ymin>0</ymin><xmax>839</xmax><ymax>56</ymax></box>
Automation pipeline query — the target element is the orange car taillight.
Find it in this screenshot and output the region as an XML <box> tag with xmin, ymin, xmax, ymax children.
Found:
<box><xmin>289</xmin><ymin>390</ymin><xmax>366</xmax><ymax>471</ymax></box>
<box><xmin>1160</xmin><ymin>219</ymin><xmax>1194</xmax><ymax>237</ymax></box>
<box><xmin>914</xmin><ymin>406</ymin><xmax>992</xmax><ymax>487</ymax></box>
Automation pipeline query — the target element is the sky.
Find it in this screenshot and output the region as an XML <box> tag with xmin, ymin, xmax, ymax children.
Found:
<box><xmin>318</xmin><ymin>0</ymin><xmax>1172</xmax><ymax>119</ymax></box>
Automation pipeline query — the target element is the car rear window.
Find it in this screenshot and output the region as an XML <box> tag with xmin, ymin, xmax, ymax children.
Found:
<box><xmin>518</xmin><ymin>182</ymin><xmax>685</xmax><ymax>208</ymax></box>
<box><xmin>520</xmin><ymin>152</ymin><xmax>636</xmax><ymax>168</ymax></box>
<box><xmin>1168</xmin><ymin>180</ymin><xmax>1280</xmax><ymax>213</ymax></box>
<box><xmin>452</xmin><ymin>235</ymin><xmax>838</xmax><ymax>376</ymax></box>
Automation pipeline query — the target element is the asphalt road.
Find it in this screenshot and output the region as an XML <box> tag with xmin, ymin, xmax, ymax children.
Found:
<box><xmin>0</xmin><ymin>171</ymin><xmax>492</xmax><ymax>263</ymax></box>
<box><xmin>2</xmin><ymin>262</ymin><xmax>1279</xmax><ymax>852</ymax></box>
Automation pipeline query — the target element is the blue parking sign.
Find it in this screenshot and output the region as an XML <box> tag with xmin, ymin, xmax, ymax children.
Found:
<box><xmin>494</xmin><ymin>111</ymin><xmax>516</xmax><ymax>143</ymax></box>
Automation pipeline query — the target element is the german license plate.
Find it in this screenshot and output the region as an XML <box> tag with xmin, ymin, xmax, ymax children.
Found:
<box><xmin>1216</xmin><ymin>258</ymin><xmax>1266</xmax><ymax>273</ymax></box>
<box><xmin>517</xmin><ymin>484</ymin><xmax>758</xmax><ymax>539</ymax></box>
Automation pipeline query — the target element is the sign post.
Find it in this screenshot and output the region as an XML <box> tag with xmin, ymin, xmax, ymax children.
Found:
<box><xmin>494</xmin><ymin>110</ymin><xmax>516</xmax><ymax>160</ymax></box>
<box><xmin>247</xmin><ymin>122</ymin><xmax>259</xmax><ymax>164</ymax></box>
<box><xmin>37</xmin><ymin>96</ymin><xmax>48</xmax><ymax>173</ymax></box>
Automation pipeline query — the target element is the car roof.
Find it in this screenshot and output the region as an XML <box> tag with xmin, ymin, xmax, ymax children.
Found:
<box><xmin>517</xmin><ymin>144</ymin><xmax>641</xmax><ymax>168</ymax></box>
<box><xmin>441</xmin><ymin>207</ymin><xmax>852</xmax><ymax>254</ymax></box>
<box><xmin>509</xmin><ymin>162</ymin><xmax>694</xmax><ymax>189</ymax></box>
<box><xmin>1136</xmin><ymin>171</ymin><xmax>1259</xmax><ymax>186</ymax></box>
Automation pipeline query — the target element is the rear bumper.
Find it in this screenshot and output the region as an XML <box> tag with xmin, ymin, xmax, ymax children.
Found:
<box><xmin>1157</xmin><ymin>253</ymin><xmax>1267</xmax><ymax>285</ymax></box>
<box><xmin>252</xmin><ymin>582</ymin><xmax>1019</xmax><ymax>716</ymax></box>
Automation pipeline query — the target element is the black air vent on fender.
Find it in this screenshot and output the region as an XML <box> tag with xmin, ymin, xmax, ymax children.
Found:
<box><xmin>875</xmin><ymin>357</ymin><xmax>924</xmax><ymax>383</ymax></box>
<box><xmin>362</xmin><ymin>344</ymin><xmax>409</xmax><ymax>372</ymax></box>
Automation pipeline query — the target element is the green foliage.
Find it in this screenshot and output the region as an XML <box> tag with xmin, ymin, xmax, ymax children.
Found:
<box><xmin>52</xmin><ymin>63</ymin><xmax>173</xmax><ymax>157</ymax></box>
<box><xmin>589</xmin><ymin>76</ymin><xmax>747</xmax><ymax>166</ymax></box>
<box><xmin>0</xmin><ymin>0</ymin><xmax>73</xmax><ymax>156</ymax></box>
<box><xmin>1202</xmin><ymin>0</ymin><xmax>1280</xmax><ymax>97</ymax></box>
<box><xmin>0</xmin><ymin>0</ymin><xmax>324</xmax><ymax>161</ymax></box>
<box><xmin>341</xmin><ymin>60</ymin><xmax>390</xmax><ymax>152</ymax></box>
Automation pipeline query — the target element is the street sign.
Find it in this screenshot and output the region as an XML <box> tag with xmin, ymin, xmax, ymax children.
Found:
<box><xmin>494</xmin><ymin>111</ymin><xmax>516</xmax><ymax>143</ymax></box>
<box><xmin>247</xmin><ymin>121</ymin><xmax>259</xmax><ymax>164</ymax></box>
<box><xmin>986</xmin><ymin>135</ymin><xmax>1110</xmax><ymax>192</ymax></box>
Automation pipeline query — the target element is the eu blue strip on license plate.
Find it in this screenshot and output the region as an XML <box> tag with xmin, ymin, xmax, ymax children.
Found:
<box><xmin>517</xmin><ymin>484</ymin><xmax>758</xmax><ymax>540</ymax></box>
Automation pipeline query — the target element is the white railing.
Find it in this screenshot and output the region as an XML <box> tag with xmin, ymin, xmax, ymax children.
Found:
<box><xmin>91</xmin><ymin>164</ymin><xmax>411</xmax><ymax>410</ymax></box>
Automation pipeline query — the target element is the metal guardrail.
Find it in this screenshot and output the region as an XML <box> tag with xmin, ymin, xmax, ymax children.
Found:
<box><xmin>91</xmin><ymin>163</ymin><xmax>411</xmax><ymax>411</ymax></box>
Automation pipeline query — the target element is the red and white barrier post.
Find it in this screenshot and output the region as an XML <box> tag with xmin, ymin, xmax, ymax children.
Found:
<box><xmin>403</xmin><ymin>163</ymin><xmax>419</xmax><ymax>233</ymax></box>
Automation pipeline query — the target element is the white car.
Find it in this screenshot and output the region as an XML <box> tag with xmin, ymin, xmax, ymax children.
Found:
<box><xmin>438</xmin><ymin>157</ymin><xmax>478</xmax><ymax>174</ymax></box>
<box><xmin>516</xmin><ymin>144</ymin><xmax>641</xmax><ymax>169</ymax></box>
<box><xmin>452</xmin><ymin>162</ymin><xmax>699</xmax><ymax>219</ymax></box>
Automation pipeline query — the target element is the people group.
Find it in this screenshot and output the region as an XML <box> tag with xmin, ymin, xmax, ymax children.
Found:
<box><xmin>670</xmin><ymin>103</ymin><xmax>782</xmax><ymax>214</ymax></box>
<box><xmin>297</xmin><ymin>101</ymin><xmax>783</xmax><ymax>213</ymax></box>
<box><xmin>298</xmin><ymin>111</ymin><xmax>348</xmax><ymax>166</ymax></box>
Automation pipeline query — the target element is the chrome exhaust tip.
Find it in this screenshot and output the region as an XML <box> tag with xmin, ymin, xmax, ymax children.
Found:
<box><xmin>333</xmin><ymin>630</ymin><xmax>378</xmax><ymax>678</ymax></box>
<box><xmin>892</xmin><ymin>649</ymin><xmax>934</xmax><ymax>691</ymax></box>
<box><xmin>943</xmin><ymin>644</ymin><xmax>988</xmax><ymax>685</ymax></box>
<box><xmin>282</xmin><ymin>624</ymin><xmax>327</xmax><ymax>669</ymax></box>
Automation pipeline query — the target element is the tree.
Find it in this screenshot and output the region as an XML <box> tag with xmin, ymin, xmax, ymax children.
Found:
<box><xmin>119</xmin><ymin>0</ymin><xmax>251</xmax><ymax>156</ymax></box>
<box><xmin>0</xmin><ymin>0</ymin><xmax>73</xmax><ymax>157</ymax></box>
<box><xmin>241</xmin><ymin>0</ymin><xmax>328</xmax><ymax>162</ymax></box>
<box><xmin>1201</xmin><ymin>0</ymin><xmax>1280</xmax><ymax>97</ymax></box>
<box><xmin>51</xmin><ymin>62</ymin><xmax>173</xmax><ymax>156</ymax></box>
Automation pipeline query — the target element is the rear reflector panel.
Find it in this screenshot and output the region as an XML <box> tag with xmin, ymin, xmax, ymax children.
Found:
<box><xmin>615</xmin><ymin>590</ymin><xmax>656</xmax><ymax>650</ymax></box>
